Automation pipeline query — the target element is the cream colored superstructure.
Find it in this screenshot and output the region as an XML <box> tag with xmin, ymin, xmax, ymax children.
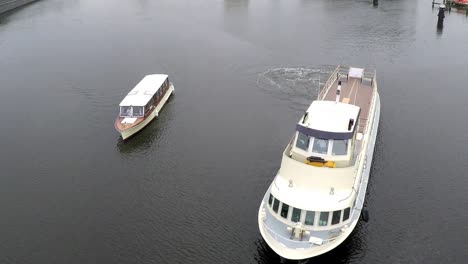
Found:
<box><xmin>258</xmin><ymin>66</ymin><xmax>380</xmax><ymax>260</ymax></box>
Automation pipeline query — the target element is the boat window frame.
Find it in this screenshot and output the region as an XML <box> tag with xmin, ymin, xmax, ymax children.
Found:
<box><xmin>272</xmin><ymin>198</ymin><xmax>280</xmax><ymax>213</ymax></box>
<box><xmin>319</xmin><ymin>212</ymin><xmax>329</xmax><ymax>226</ymax></box>
<box><xmin>331</xmin><ymin>210</ymin><xmax>341</xmax><ymax>225</ymax></box>
<box><xmin>331</xmin><ymin>139</ymin><xmax>349</xmax><ymax>156</ymax></box>
<box><xmin>120</xmin><ymin>106</ymin><xmax>132</xmax><ymax>117</ymax></box>
<box><xmin>304</xmin><ymin>211</ymin><xmax>315</xmax><ymax>226</ymax></box>
<box><xmin>295</xmin><ymin>131</ymin><xmax>310</xmax><ymax>151</ymax></box>
<box><xmin>280</xmin><ymin>203</ymin><xmax>290</xmax><ymax>219</ymax></box>
<box><xmin>268</xmin><ymin>194</ymin><xmax>273</xmax><ymax>206</ymax></box>
<box><xmin>312</xmin><ymin>138</ymin><xmax>329</xmax><ymax>155</ymax></box>
<box><xmin>291</xmin><ymin>207</ymin><xmax>302</xmax><ymax>223</ymax></box>
<box><xmin>343</xmin><ymin>207</ymin><xmax>351</xmax><ymax>222</ymax></box>
<box><xmin>131</xmin><ymin>106</ymin><xmax>145</xmax><ymax>117</ymax></box>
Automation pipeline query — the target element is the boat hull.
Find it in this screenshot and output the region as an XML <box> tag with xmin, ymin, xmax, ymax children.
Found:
<box><xmin>258</xmin><ymin>91</ymin><xmax>381</xmax><ymax>260</ymax></box>
<box><xmin>116</xmin><ymin>84</ymin><xmax>174</xmax><ymax>140</ymax></box>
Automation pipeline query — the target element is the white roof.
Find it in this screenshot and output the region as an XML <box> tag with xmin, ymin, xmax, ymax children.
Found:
<box><xmin>119</xmin><ymin>74</ymin><xmax>168</xmax><ymax>107</ymax></box>
<box><xmin>302</xmin><ymin>101</ymin><xmax>360</xmax><ymax>133</ymax></box>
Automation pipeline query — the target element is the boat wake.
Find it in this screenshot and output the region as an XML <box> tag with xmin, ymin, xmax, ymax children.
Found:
<box><xmin>256</xmin><ymin>66</ymin><xmax>337</xmax><ymax>112</ymax></box>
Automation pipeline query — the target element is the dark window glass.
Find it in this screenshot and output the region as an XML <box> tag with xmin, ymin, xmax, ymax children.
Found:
<box><xmin>343</xmin><ymin>208</ymin><xmax>351</xmax><ymax>221</ymax></box>
<box><xmin>305</xmin><ymin>211</ymin><xmax>315</xmax><ymax>225</ymax></box>
<box><xmin>273</xmin><ymin>199</ymin><xmax>280</xmax><ymax>213</ymax></box>
<box><xmin>280</xmin><ymin>203</ymin><xmax>289</xmax><ymax>218</ymax></box>
<box><xmin>291</xmin><ymin>208</ymin><xmax>301</xmax><ymax>222</ymax></box>
<box><xmin>296</xmin><ymin>132</ymin><xmax>309</xmax><ymax>151</ymax></box>
<box><xmin>313</xmin><ymin>138</ymin><xmax>329</xmax><ymax>154</ymax></box>
<box><xmin>120</xmin><ymin>106</ymin><xmax>132</xmax><ymax>117</ymax></box>
<box><xmin>332</xmin><ymin>139</ymin><xmax>348</xmax><ymax>155</ymax></box>
<box><xmin>268</xmin><ymin>194</ymin><xmax>273</xmax><ymax>206</ymax></box>
<box><xmin>132</xmin><ymin>106</ymin><xmax>144</xmax><ymax>117</ymax></box>
<box><xmin>319</xmin><ymin>212</ymin><xmax>329</xmax><ymax>226</ymax></box>
<box><xmin>332</xmin><ymin>210</ymin><xmax>341</xmax><ymax>225</ymax></box>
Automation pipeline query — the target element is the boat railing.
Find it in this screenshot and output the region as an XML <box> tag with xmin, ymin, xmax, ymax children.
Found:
<box><xmin>362</xmin><ymin>68</ymin><xmax>377</xmax><ymax>87</ymax></box>
<box><xmin>317</xmin><ymin>66</ymin><xmax>377</xmax><ymax>100</ymax></box>
<box><xmin>317</xmin><ymin>65</ymin><xmax>341</xmax><ymax>100</ymax></box>
<box><xmin>261</xmin><ymin>220</ymin><xmax>346</xmax><ymax>249</ymax></box>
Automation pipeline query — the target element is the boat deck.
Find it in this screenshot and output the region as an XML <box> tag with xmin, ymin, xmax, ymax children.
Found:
<box><xmin>321</xmin><ymin>69</ymin><xmax>375</xmax><ymax>133</ymax></box>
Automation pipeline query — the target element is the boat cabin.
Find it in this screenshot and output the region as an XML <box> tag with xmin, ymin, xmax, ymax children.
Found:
<box><xmin>119</xmin><ymin>74</ymin><xmax>171</xmax><ymax>119</ymax></box>
<box><xmin>291</xmin><ymin>101</ymin><xmax>360</xmax><ymax>167</ymax></box>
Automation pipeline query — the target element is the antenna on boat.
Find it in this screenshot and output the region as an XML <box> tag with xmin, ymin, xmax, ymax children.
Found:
<box><xmin>336</xmin><ymin>81</ymin><xmax>342</xmax><ymax>103</ymax></box>
<box><xmin>348</xmin><ymin>118</ymin><xmax>355</xmax><ymax>131</ymax></box>
<box><xmin>302</xmin><ymin>112</ymin><xmax>308</xmax><ymax>124</ymax></box>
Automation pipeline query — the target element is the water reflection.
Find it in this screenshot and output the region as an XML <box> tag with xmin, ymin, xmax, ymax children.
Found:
<box><xmin>436</xmin><ymin>5</ymin><xmax>446</xmax><ymax>36</ymax></box>
<box><xmin>436</xmin><ymin>20</ymin><xmax>444</xmax><ymax>36</ymax></box>
<box><xmin>320</xmin><ymin>0</ymin><xmax>418</xmax><ymax>65</ymax></box>
<box><xmin>223</xmin><ymin>0</ymin><xmax>249</xmax><ymax>36</ymax></box>
<box><xmin>224</xmin><ymin>0</ymin><xmax>249</xmax><ymax>12</ymax></box>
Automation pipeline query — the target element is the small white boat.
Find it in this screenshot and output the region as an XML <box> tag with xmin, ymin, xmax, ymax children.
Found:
<box><xmin>258</xmin><ymin>66</ymin><xmax>380</xmax><ymax>260</ymax></box>
<box><xmin>115</xmin><ymin>74</ymin><xmax>174</xmax><ymax>140</ymax></box>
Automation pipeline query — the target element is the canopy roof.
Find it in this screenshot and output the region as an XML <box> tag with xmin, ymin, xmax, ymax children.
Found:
<box><xmin>296</xmin><ymin>101</ymin><xmax>360</xmax><ymax>139</ymax></box>
<box><xmin>119</xmin><ymin>74</ymin><xmax>168</xmax><ymax>107</ymax></box>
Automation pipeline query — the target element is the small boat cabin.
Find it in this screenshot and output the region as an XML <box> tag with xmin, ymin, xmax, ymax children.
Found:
<box><xmin>119</xmin><ymin>74</ymin><xmax>171</xmax><ymax>120</ymax></box>
<box><xmin>290</xmin><ymin>100</ymin><xmax>361</xmax><ymax>168</ymax></box>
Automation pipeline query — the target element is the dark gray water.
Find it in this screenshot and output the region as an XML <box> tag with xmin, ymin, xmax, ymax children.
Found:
<box><xmin>1</xmin><ymin>0</ymin><xmax>468</xmax><ymax>263</ymax></box>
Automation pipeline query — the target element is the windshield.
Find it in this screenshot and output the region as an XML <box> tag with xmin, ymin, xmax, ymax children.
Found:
<box><xmin>120</xmin><ymin>106</ymin><xmax>132</xmax><ymax>117</ymax></box>
<box><xmin>332</xmin><ymin>139</ymin><xmax>348</xmax><ymax>155</ymax></box>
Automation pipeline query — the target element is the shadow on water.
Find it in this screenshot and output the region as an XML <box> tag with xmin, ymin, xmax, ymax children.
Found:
<box><xmin>115</xmin><ymin>96</ymin><xmax>175</xmax><ymax>155</ymax></box>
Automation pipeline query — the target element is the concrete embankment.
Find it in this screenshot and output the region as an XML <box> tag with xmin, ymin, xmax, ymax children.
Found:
<box><xmin>0</xmin><ymin>0</ymin><xmax>39</xmax><ymax>14</ymax></box>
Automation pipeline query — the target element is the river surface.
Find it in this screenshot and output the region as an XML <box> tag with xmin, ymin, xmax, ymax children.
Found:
<box><xmin>1</xmin><ymin>0</ymin><xmax>468</xmax><ymax>263</ymax></box>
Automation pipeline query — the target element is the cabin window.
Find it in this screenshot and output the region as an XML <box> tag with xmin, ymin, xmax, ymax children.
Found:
<box><xmin>319</xmin><ymin>212</ymin><xmax>329</xmax><ymax>226</ymax></box>
<box><xmin>305</xmin><ymin>211</ymin><xmax>315</xmax><ymax>225</ymax></box>
<box><xmin>120</xmin><ymin>106</ymin><xmax>132</xmax><ymax>117</ymax></box>
<box><xmin>296</xmin><ymin>132</ymin><xmax>309</xmax><ymax>151</ymax></box>
<box><xmin>272</xmin><ymin>199</ymin><xmax>280</xmax><ymax>213</ymax></box>
<box><xmin>280</xmin><ymin>203</ymin><xmax>289</xmax><ymax>219</ymax></box>
<box><xmin>132</xmin><ymin>106</ymin><xmax>144</xmax><ymax>117</ymax></box>
<box><xmin>291</xmin><ymin>208</ymin><xmax>301</xmax><ymax>222</ymax></box>
<box><xmin>268</xmin><ymin>194</ymin><xmax>273</xmax><ymax>206</ymax></box>
<box><xmin>332</xmin><ymin>139</ymin><xmax>348</xmax><ymax>155</ymax></box>
<box><xmin>313</xmin><ymin>138</ymin><xmax>329</xmax><ymax>154</ymax></box>
<box><xmin>343</xmin><ymin>207</ymin><xmax>351</xmax><ymax>221</ymax></box>
<box><xmin>332</xmin><ymin>210</ymin><xmax>341</xmax><ymax>225</ymax></box>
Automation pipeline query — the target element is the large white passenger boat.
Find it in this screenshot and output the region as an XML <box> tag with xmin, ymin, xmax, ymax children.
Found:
<box><xmin>115</xmin><ymin>74</ymin><xmax>174</xmax><ymax>140</ymax></box>
<box><xmin>258</xmin><ymin>66</ymin><xmax>380</xmax><ymax>260</ymax></box>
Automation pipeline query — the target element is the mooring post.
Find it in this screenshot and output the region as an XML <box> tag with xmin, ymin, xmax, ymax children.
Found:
<box><xmin>437</xmin><ymin>5</ymin><xmax>446</xmax><ymax>31</ymax></box>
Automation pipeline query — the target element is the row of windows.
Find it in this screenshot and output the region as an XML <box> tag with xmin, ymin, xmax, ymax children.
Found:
<box><xmin>120</xmin><ymin>79</ymin><xmax>170</xmax><ymax>117</ymax></box>
<box><xmin>268</xmin><ymin>194</ymin><xmax>350</xmax><ymax>226</ymax></box>
<box><xmin>144</xmin><ymin>79</ymin><xmax>170</xmax><ymax>113</ymax></box>
<box><xmin>296</xmin><ymin>132</ymin><xmax>349</xmax><ymax>156</ymax></box>
<box><xmin>120</xmin><ymin>106</ymin><xmax>144</xmax><ymax>117</ymax></box>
